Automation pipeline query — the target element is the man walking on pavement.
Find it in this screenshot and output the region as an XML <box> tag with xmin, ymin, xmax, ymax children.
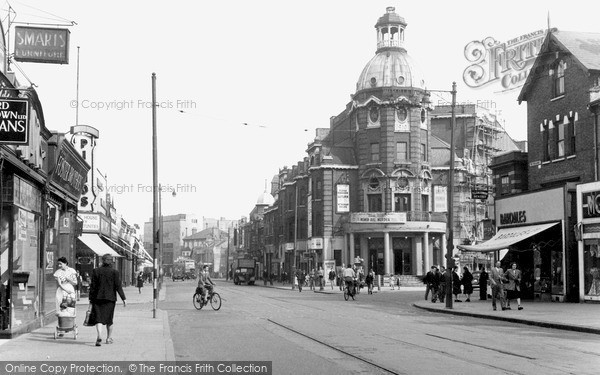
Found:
<box><xmin>423</xmin><ymin>266</ymin><xmax>436</xmax><ymax>300</ymax></box>
<box><xmin>490</xmin><ymin>261</ymin><xmax>507</xmax><ymax>311</ymax></box>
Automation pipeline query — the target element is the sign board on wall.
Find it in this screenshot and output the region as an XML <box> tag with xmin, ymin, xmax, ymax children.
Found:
<box><xmin>309</xmin><ymin>238</ymin><xmax>323</xmax><ymax>250</ymax></box>
<box><xmin>14</xmin><ymin>26</ymin><xmax>70</xmax><ymax>64</ymax></box>
<box><xmin>434</xmin><ymin>185</ymin><xmax>447</xmax><ymax>212</ymax></box>
<box><xmin>350</xmin><ymin>212</ymin><xmax>406</xmax><ymax>223</ymax></box>
<box><xmin>80</xmin><ymin>213</ymin><xmax>100</xmax><ymax>233</ymax></box>
<box><xmin>336</xmin><ymin>184</ymin><xmax>350</xmax><ymax>213</ymax></box>
<box><xmin>0</xmin><ymin>99</ymin><xmax>29</xmax><ymax>145</ymax></box>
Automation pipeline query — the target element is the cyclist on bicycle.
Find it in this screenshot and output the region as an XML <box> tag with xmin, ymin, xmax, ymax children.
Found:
<box><xmin>197</xmin><ymin>265</ymin><xmax>215</xmax><ymax>304</ymax></box>
<box><xmin>343</xmin><ymin>264</ymin><xmax>356</xmax><ymax>295</ymax></box>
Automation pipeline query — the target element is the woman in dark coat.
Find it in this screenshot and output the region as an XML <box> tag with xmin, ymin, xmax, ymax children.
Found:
<box><xmin>88</xmin><ymin>254</ymin><xmax>126</xmax><ymax>346</ymax></box>
<box><xmin>461</xmin><ymin>266</ymin><xmax>474</xmax><ymax>302</ymax></box>
<box><xmin>479</xmin><ymin>268</ymin><xmax>489</xmax><ymax>300</ymax></box>
<box><xmin>136</xmin><ymin>271</ymin><xmax>144</xmax><ymax>294</ymax></box>
<box><xmin>452</xmin><ymin>266</ymin><xmax>462</xmax><ymax>302</ymax></box>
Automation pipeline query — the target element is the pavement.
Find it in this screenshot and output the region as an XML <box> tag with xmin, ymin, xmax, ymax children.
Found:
<box><xmin>0</xmin><ymin>279</ymin><xmax>598</xmax><ymax>361</ymax></box>
<box><xmin>0</xmin><ymin>282</ymin><xmax>175</xmax><ymax>361</ymax></box>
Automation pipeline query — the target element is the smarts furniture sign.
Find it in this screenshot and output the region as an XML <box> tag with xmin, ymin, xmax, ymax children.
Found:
<box><xmin>14</xmin><ymin>26</ymin><xmax>70</xmax><ymax>64</ymax></box>
<box><xmin>0</xmin><ymin>99</ymin><xmax>29</xmax><ymax>145</ymax></box>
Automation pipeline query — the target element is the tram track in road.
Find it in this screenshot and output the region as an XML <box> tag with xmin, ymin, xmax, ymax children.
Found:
<box><xmin>266</xmin><ymin>317</ymin><xmax>555</xmax><ymax>375</ymax></box>
<box><xmin>267</xmin><ymin>318</ymin><xmax>406</xmax><ymax>375</ymax></box>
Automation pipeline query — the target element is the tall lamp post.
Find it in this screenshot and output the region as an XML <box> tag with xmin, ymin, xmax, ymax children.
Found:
<box><xmin>151</xmin><ymin>73</ymin><xmax>159</xmax><ymax>318</ymax></box>
<box><xmin>446</xmin><ymin>82</ymin><xmax>457</xmax><ymax>309</ymax></box>
<box><xmin>426</xmin><ymin>82</ymin><xmax>457</xmax><ymax>309</ymax></box>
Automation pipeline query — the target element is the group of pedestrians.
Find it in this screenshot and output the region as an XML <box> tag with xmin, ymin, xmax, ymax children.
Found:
<box><xmin>424</xmin><ymin>265</ymin><xmax>475</xmax><ymax>303</ymax></box>
<box><xmin>490</xmin><ymin>261</ymin><xmax>524</xmax><ymax>311</ymax></box>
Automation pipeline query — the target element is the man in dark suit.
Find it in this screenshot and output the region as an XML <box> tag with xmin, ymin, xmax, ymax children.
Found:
<box><xmin>88</xmin><ymin>254</ymin><xmax>126</xmax><ymax>346</ymax></box>
<box><xmin>489</xmin><ymin>261</ymin><xmax>507</xmax><ymax>311</ymax></box>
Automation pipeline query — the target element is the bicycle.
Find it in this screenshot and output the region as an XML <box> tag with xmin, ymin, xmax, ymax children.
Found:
<box><xmin>343</xmin><ymin>280</ymin><xmax>357</xmax><ymax>301</ymax></box>
<box><xmin>193</xmin><ymin>287</ymin><xmax>222</xmax><ymax>311</ymax></box>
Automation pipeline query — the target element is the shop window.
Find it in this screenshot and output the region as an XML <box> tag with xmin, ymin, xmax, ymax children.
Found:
<box><xmin>584</xmin><ymin>241</ymin><xmax>600</xmax><ymax>298</ymax></box>
<box><xmin>394</xmin><ymin>193</ymin><xmax>411</xmax><ymax>212</ymax></box>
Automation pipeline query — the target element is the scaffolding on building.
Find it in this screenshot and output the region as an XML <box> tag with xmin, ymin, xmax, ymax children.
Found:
<box><xmin>459</xmin><ymin>108</ymin><xmax>502</xmax><ymax>244</ymax></box>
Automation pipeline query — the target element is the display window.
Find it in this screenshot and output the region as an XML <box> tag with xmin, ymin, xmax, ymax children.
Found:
<box><xmin>583</xmin><ymin>240</ymin><xmax>600</xmax><ymax>299</ymax></box>
<box><xmin>10</xmin><ymin>207</ymin><xmax>40</xmax><ymax>329</ymax></box>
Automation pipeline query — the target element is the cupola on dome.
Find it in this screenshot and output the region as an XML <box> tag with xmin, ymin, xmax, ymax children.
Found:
<box><xmin>356</xmin><ymin>7</ymin><xmax>426</xmax><ymax>92</ymax></box>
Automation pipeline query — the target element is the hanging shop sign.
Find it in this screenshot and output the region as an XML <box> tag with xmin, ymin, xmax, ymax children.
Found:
<box><xmin>14</xmin><ymin>26</ymin><xmax>70</xmax><ymax>64</ymax></box>
<box><xmin>0</xmin><ymin>99</ymin><xmax>29</xmax><ymax>145</ymax></box>
<box><xmin>471</xmin><ymin>189</ymin><xmax>489</xmax><ymax>200</ymax></box>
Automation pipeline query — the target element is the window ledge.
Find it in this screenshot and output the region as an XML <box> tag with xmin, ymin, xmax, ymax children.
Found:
<box><xmin>551</xmin><ymin>157</ymin><xmax>566</xmax><ymax>163</ymax></box>
<box><xmin>541</xmin><ymin>161</ymin><xmax>551</xmax><ymax>165</ymax></box>
<box><xmin>551</xmin><ymin>95</ymin><xmax>565</xmax><ymax>102</ymax></box>
<box><xmin>566</xmin><ymin>154</ymin><xmax>576</xmax><ymax>159</ymax></box>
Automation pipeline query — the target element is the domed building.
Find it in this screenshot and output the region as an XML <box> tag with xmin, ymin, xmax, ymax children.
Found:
<box><xmin>261</xmin><ymin>8</ymin><xmax>448</xmax><ymax>281</ymax></box>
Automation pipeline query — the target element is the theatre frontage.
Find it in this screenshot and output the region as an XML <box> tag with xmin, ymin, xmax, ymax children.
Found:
<box><xmin>458</xmin><ymin>185</ymin><xmax>583</xmax><ymax>303</ymax></box>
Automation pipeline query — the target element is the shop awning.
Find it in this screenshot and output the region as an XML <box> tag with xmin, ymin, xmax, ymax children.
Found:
<box><xmin>78</xmin><ymin>234</ymin><xmax>122</xmax><ymax>258</ymax></box>
<box><xmin>101</xmin><ymin>235</ymin><xmax>135</xmax><ymax>257</ymax></box>
<box><xmin>457</xmin><ymin>222</ymin><xmax>559</xmax><ymax>252</ymax></box>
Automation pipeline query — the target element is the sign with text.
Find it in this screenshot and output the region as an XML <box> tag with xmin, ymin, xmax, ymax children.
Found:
<box><xmin>582</xmin><ymin>190</ymin><xmax>600</xmax><ymax>219</ymax></box>
<box><xmin>434</xmin><ymin>185</ymin><xmax>448</xmax><ymax>212</ymax></box>
<box><xmin>14</xmin><ymin>26</ymin><xmax>70</xmax><ymax>64</ymax></box>
<box><xmin>80</xmin><ymin>213</ymin><xmax>100</xmax><ymax>233</ymax></box>
<box><xmin>471</xmin><ymin>189</ymin><xmax>489</xmax><ymax>200</ymax></box>
<box><xmin>350</xmin><ymin>212</ymin><xmax>406</xmax><ymax>223</ymax></box>
<box><xmin>336</xmin><ymin>184</ymin><xmax>350</xmax><ymax>213</ymax></box>
<box><xmin>309</xmin><ymin>237</ymin><xmax>323</xmax><ymax>250</ymax></box>
<box><xmin>0</xmin><ymin>99</ymin><xmax>29</xmax><ymax>145</ymax></box>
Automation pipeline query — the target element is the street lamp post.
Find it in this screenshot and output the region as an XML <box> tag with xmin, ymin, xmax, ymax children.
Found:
<box><xmin>151</xmin><ymin>73</ymin><xmax>159</xmax><ymax>319</ymax></box>
<box><xmin>445</xmin><ymin>82</ymin><xmax>457</xmax><ymax>309</ymax></box>
<box><xmin>425</xmin><ymin>82</ymin><xmax>457</xmax><ymax>309</ymax></box>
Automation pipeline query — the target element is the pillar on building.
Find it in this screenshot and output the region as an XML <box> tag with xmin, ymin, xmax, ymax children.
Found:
<box><xmin>384</xmin><ymin>232</ymin><xmax>392</xmax><ymax>274</ymax></box>
<box><xmin>441</xmin><ymin>233</ymin><xmax>447</xmax><ymax>268</ymax></box>
<box><xmin>348</xmin><ymin>232</ymin><xmax>355</xmax><ymax>266</ymax></box>
<box><xmin>423</xmin><ymin>232</ymin><xmax>430</xmax><ymax>274</ymax></box>
<box><xmin>415</xmin><ymin>236</ymin><xmax>423</xmax><ymax>276</ymax></box>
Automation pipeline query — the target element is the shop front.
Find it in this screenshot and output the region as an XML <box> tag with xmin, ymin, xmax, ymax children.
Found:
<box><xmin>576</xmin><ymin>182</ymin><xmax>600</xmax><ymax>302</ymax></box>
<box><xmin>459</xmin><ymin>187</ymin><xmax>570</xmax><ymax>302</ymax></box>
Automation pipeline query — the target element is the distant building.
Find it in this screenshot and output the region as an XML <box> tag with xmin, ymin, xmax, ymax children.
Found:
<box><xmin>143</xmin><ymin>214</ymin><xmax>200</xmax><ymax>275</ymax></box>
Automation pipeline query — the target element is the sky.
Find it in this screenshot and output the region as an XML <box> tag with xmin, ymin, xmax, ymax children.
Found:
<box><xmin>3</xmin><ymin>0</ymin><xmax>600</xmax><ymax>228</ymax></box>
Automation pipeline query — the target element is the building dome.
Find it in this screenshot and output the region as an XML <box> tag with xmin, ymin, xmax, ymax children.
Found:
<box><xmin>356</xmin><ymin>7</ymin><xmax>426</xmax><ymax>92</ymax></box>
<box><xmin>356</xmin><ymin>51</ymin><xmax>426</xmax><ymax>91</ymax></box>
<box><xmin>256</xmin><ymin>191</ymin><xmax>274</xmax><ymax>206</ymax></box>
